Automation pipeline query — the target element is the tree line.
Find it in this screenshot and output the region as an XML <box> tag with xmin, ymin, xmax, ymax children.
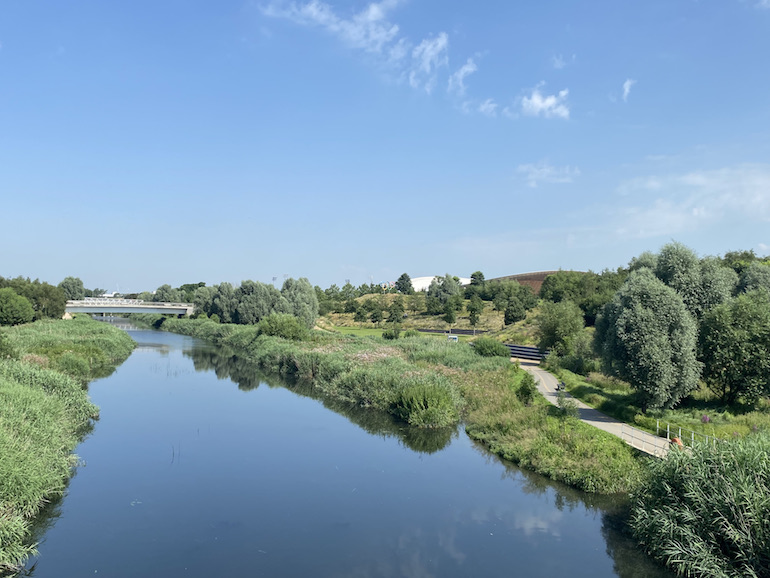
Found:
<box><xmin>0</xmin><ymin>276</ymin><xmax>104</xmax><ymax>326</ymax></box>
<box><xmin>537</xmin><ymin>244</ymin><xmax>770</xmax><ymax>410</ymax></box>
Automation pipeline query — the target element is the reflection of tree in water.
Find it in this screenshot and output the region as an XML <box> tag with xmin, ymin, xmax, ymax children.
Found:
<box><xmin>183</xmin><ymin>345</ymin><xmax>456</xmax><ymax>454</ymax></box>
<box><xmin>469</xmin><ymin>439</ymin><xmax>675</xmax><ymax>578</ymax></box>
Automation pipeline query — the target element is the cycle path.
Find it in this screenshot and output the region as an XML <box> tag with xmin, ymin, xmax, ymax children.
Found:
<box><xmin>517</xmin><ymin>360</ymin><xmax>670</xmax><ymax>457</ymax></box>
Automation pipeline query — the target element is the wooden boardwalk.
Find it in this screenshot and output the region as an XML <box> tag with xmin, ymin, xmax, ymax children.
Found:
<box><xmin>518</xmin><ymin>361</ymin><xmax>670</xmax><ymax>457</ymax></box>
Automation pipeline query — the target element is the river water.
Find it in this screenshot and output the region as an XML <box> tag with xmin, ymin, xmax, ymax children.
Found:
<box><xmin>26</xmin><ymin>323</ymin><xmax>672</xmax><ymax>577</ymax></box>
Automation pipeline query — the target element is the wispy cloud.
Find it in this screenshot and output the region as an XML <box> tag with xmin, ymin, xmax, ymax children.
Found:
<box><xmin>261</xmin><ymin>0</ymin><xmax>403</xmax><ymax>53</ymax></box>
<box><xmin>622</xmin><ymin>78</ymin><xmax>636</xmax><ymax>102</ymax></box>
<box><xmin>521</xmin><ymin>85</ymin><xmax>570</xmax><ymax>119</ymax></box>
<box><xmin>409</xmin><ymin>32</ymin><xmax>449</xmax><ymax>93</ymax></box>
<box><xmin>757</xmin><ymin>0</ymin><xmax>770</xmax><ymax>8</ymax></box>
<box><xmin>448</xmin><ymin>58</ymin><xmax>477</xmax><ymax>96</ymax></box>
<box><xmin>613</xmin><ymin>164</ymin><xmax>770</xmax><ymax>238</ymax></box>
<box><xmin>517</xmin><ymin>162</ymin><xmax>580</xmax><ymax>187</ymax></box>
<box><xmin>478</xmin><ymin>98</ymin><xmax>498</xmax><ymax>117</ymax></box>
<box><xmin>551</xmin><ymin>54</ymin><xmax>566</xmax><ymax>69</ymax></box>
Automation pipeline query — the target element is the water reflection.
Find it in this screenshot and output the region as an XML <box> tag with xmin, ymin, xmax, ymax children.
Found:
<box><xmin>183</xmin><ymin>345</ymin><xmax>456</xmax><ymax>454</ymax></box>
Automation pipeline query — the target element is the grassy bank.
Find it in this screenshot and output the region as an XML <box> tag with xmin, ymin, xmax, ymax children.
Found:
<box><xmin>134</xmin><ymin>314</ymin><xmax>643</xmax><ymax>494</ymax></box>
<box><xmin>0</xmin><ymin>317</ymin><xmax>135</xmax><ymax>574</ymax></box>
<box><xmin>550</xmin><ymin>367</ymin><xmax>770</xmax><ymax>439</ymax></box>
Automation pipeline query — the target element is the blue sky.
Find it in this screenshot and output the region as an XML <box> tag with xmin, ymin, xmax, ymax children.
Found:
<box><xmin>2</xmin><ymin>0</ymin><xmax>769</xmax><ymax>293</ymax></box>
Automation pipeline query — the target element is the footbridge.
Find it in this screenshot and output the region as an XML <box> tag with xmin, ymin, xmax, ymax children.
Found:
<box><xmin>65</xmin><ymin>298</ymin><xmax>194</xmax><ymax>317</ymax></box>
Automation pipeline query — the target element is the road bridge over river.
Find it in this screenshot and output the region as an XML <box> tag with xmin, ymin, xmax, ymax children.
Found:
<box><xmin>65</xmin><ymin>298</ymin><xmax>194</xmax><ymax>317</ymax></box>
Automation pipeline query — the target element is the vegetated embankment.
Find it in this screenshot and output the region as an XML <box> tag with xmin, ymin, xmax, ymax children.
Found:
<box><xmin>0</xmin><ymin>316</ymin><xmax>135</xmax><ymax>574</ymax></box>
<box><xmin>133</xmin><ymin>314</ymin><xmax>643</xmax><ymax>495</ymax></box>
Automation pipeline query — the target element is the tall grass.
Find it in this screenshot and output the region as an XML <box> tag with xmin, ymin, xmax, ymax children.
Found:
<box><xmin>0</xmin><ymin>317</ymin><xmax>134</xmax><ymax>573</ymax></box>
<box><xmin>631</xmin><ymin>432</ymin><xmax>770</xmax><ymax>577</ymax></box>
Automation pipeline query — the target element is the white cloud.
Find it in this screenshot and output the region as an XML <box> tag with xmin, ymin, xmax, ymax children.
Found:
<box><xmin>759</xmin><ymin>243</ymin><xmax>770</xmax><ymax>254</ymax></box>
<box><xmin>551</xmin><ymin>54</ymin><xmax>565</xmax><ymax>69</ymax></box>
<box><xmin>261</xmin><ymin>0</ymin><xmax>403</xmax><ymax>53</ymax></box>
<box><xmin>623</xmin><ymin>78</ymin><xmax>636</xmax><ymax>102</ymax></box>
<box><xmin>757</xmin><ymin>0</ymin><xmax>770</xmax><ymax>8</ymax></box>
<box><xmin>478</xmin><ymin>98</ymin><xmax>498</xmax><ymax>117</ymax></box>
<box><xmin>521</xmin><ymin>85</ymin><xmax>570</xmax><ymax>119</ymax></box>
<box><xmin>517</xmin><ymin>162</ymin><xmax>580</xmax><ymax>187</ymax></box>
<box><xmin>448</xmin><ymin>58</ymin><xmax>477</xmax><ymax>96</ymax></box>
<box><xmin>409</xmin><ymin>32</ymin><xmax>449</xmax><ymax>93</ymax></box>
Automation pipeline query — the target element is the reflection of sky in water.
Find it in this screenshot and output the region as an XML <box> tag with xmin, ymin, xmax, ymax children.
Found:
<box><xmin>27</xmin><ymin>326</ymin><xmax>672</xmax><ymax>578</ymax></box>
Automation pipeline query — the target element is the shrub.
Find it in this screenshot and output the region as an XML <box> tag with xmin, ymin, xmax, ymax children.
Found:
<box><xmin>473</xmin><ymin>337</ymin><xmax>510</xmax><ymax>358</ymax></box>
<box><xmin>402</xmin><ymin>329</ymin><xmax>420</xmax><ymax>338</ymax></box>
<box><xmin>0</xmin><ymin>288</ymin><xmax>35</xmax><ymax>326</ymax></box>
<box><xmin>516</xmin><ymin>372</ymin><xmax>537</xmax><ymax>406</ymax></box>
<box><xmin>257</xmin><ymin>313</ymin><xmax>309</xmax><ymax>341</ymax></box>
<box><xmin>382</xmin><ymin>328</ymin><xmax>400</xmax><ymax>340</ymax></box>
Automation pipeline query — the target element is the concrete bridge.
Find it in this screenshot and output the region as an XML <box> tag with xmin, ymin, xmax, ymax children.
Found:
<box><xmin>65</xmin><ymin>298</ymin><xmax>194</xmax><ymax>317</ymax></box>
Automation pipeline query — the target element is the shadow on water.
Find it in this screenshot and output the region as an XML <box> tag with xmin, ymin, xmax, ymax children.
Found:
<box><xmin>183</xmin><ymin>344</ymin><xmax>456</xmax><ymax>454</ymax></box>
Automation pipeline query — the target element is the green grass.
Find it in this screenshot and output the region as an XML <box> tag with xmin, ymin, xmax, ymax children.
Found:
<box><xmin>0</xmin><ymin>317</ymin><xmax>135</xmax><ymax>573</ymax></box>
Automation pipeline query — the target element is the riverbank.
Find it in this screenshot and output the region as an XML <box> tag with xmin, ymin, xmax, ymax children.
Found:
<box><xmin>132</xmin><ymin>315</ymin><xmax>644</xmax><ymax>495</ymax></box>
<box><xmin>0</xmin><ymin>317</ymin><xmax>135</xmax><ymax>574</ymax></box>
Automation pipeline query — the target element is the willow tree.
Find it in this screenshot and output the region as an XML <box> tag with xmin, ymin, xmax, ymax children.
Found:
<box><xmin>595</xmin><ymin>269</ymin><xmax>701</xmax><ymax>410</ymax></box>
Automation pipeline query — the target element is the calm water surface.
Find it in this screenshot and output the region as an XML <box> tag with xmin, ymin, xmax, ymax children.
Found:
<box><xmin>27</xmin><ymin>323</ymin><xmax>672</xmax><ymax>577</ymax></box>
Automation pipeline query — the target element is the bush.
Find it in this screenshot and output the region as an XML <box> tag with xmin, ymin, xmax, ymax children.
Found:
<box><xmin>473</xmin><ymin>337</ymin><xmax>510</xmax><ymax>357</ymax></box>
<box><xmin>382</xmin><ymin>328</ymin><xmax>400</xmax><ymax>340</ymax></box>
<box><xmin>402</xmin><ymin>329</ymin><xmax>420</xmax><ymax>338</ymax></box>
<box><xmin>0</xmin><ymin>288</ymin><xmax>35</xmax><ymax>326</ymax></box>
<box><xmin>257</xmin><ymin>313</ymin><xmax>309</xmax><ymax>341</ymax></box>
<box><xmin>516</xmin><ymin>372</ymin><xmax>537</xmax><ymax>406</ymax></box>
<box><xmin>0</xmin><ymin>331</ymin><xmax>18</xmax><ymax>360</ymax></box>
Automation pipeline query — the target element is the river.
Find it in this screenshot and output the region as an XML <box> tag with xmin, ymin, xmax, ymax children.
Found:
<box><xmin>25</xmin><ymin>322</ymin><xmax>672</xmax><ymax>577</ymax></box>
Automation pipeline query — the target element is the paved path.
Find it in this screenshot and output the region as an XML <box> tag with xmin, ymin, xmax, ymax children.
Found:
<box><xmin>517</xmin><ymin>360</ymin><xmax>670</xmax><ymax>457</ymax></box>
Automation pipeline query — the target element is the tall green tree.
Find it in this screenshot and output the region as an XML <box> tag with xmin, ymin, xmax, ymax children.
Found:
<box><xmin>154</xmin><ymin>284</ymin><xmax>183</xmax><ymax>303</ymax></box>
<box><xmin>388</xmin><ymin>296</ymin><xmax>405</xmax><ymax>322</ymax></box>
<box><xmin>699</xmin><ymin>290</ymin><xmax>770</xmax><ymax>405</ymax></box>
<box><xmin>425</xmin><ymin>274</ymin><xmax>462</xmax><ymax>315</ymax></box>
<box><xmin>394</xmin><ymin>273</ymin><xmax>414</xmax><ymax>295</ymax></box>
<box><xmin>737</xmin><ymin>261</ymin><xmax>770</xmax><ymax>293</ymax></box>
<box><xmin>58</xmin><ymin>276</ymin><xmax>85</xmax><ymax>300</ymax></box>
<box><xmin>0</xmin><ymin>288</ymin><xmax>35</xmax><ymax>326</ymax></box>
<box><xmin>281</xmin><ymin>277</ymin><xmax>319</xmax><ymax>329</ymax></box>
<box><xmin>654</xmin><ymin>242</ymin><xmax>702</xmax><ymax>317</ymax></box>
<box><xmin>467</xmin><ymin>295</ymin><xmax>483</xmax><ymax>335</ymax></box>
<box><xmin>534</xmin><ymin>300</ymin><xmax>584</xmax><ymax>354</ymax></box>
<box><xmin>595</xmin><ymin>269</ymin><xmax>701</xmax><ymax>410</ymax></box>
<box><xmin>235</xmin><ymin>280</ymin><xmax>290</xmax><ymax>325</ymax></box>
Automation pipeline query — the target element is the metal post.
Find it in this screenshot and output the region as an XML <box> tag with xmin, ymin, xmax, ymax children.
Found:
<box><xmin>667</xmin><ymin>423</ymin><xmax>670</xmax><ymax>440</ymax></box>
<box><xmin>657</xmin><ymin>419</ymin><xmax>659</xmax><ymax>436</ymax></box>
<box><xmin>692</xmin><ymin>431</ymin><xmax>695</xmax><ymax>447</ymax></box>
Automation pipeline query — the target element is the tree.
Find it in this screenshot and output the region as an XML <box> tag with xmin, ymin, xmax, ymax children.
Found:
<box><xmin>737</xmin><ymin>262</ymin><xmax>770</xmax><ymax>293</ymax></box>
<box><xmin>370</xmin><ymin>307</ymin><xmax>383</xmax><ymax>325</ymax></box>
<box><xmin>534</xmin><ymin>300</ymin><xmax>584</xmax><ymax>354</ymax></box>
<box><xmin>395</xmin><ymin>273</ymin><xmax>414</xmax><ymax>295</ymax></box>
<box><xmin>354</xmin><ymin>306</ymin><xmax>367</xmax><ymax>324</ymax></box>
<box><xmin>654</xmin><ymin>242</ymin><xmax>702</xmax><ymax>317</ymax></box>
<box><xmin>388</xmin><ymin>296</ymin><xmax>405</xmax><ymax>322</ymax></box>
<box><xmin>504</xmin><ymin>299</ymin><xmax>526</xmax><ymax>325</ymax></box>
<box><xmin>697</xmin><ymin>257</ymin><xmax>738</xmax><ymax>314</ymax></box>
<box><xmin>699</xmin><ymin>290</ymin><xmax>770</xmax><ymax>405</ymax></box>
<box><xmin>58</xmin><ymin>276</ymin><xmax>85</xmax><ymax>300</ymax></box>
<box><xmin>0</xmin><ymin>288</ymin><xmax>35</xmax><ymax>326</ymax></box>
<box><xmin>211</xmin><ymin>282</ymin><xmax>237</xmax><ymax>324</ymax></box>
<box><xmin>628</xmin><ymin>251</ymin><xmax>658</xmax><ymax>272</ymax></box>
<box><xmin>154</xmin><ymin>284</ymin><xmax>183</xmax><ymax>303</ymax></box>
<box><xmin>442</xmin><ymin>301</ymin><xmax>456</xmax><ymax>326</ymax></box>
<box><xmin>281</xmin><ymin>277</ymin><xmax>319</xmax><ymax>329</ymax></box>
<box><xmin>234</xmin><ymin>280</ymin><xmax>290</xmax><ymax>325</ymax></box>
<box><xmin>467</xmin><ymin>295</ymin><xmax>483</xmax><ymax>335</ymax></box>
<box><xmin>594</xmin><ymin>269</ymin><xmax>701</xmax><ymax>410</ymax></box>
<box><xmin>425</xmin><ymin>274</ymin><xmax>461</xmax><ymax>315</ymax></box>
<box><xmin>407</xmin><ymin>292</ymin><xmax>424</xmax><ymax>314</ymax></box>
